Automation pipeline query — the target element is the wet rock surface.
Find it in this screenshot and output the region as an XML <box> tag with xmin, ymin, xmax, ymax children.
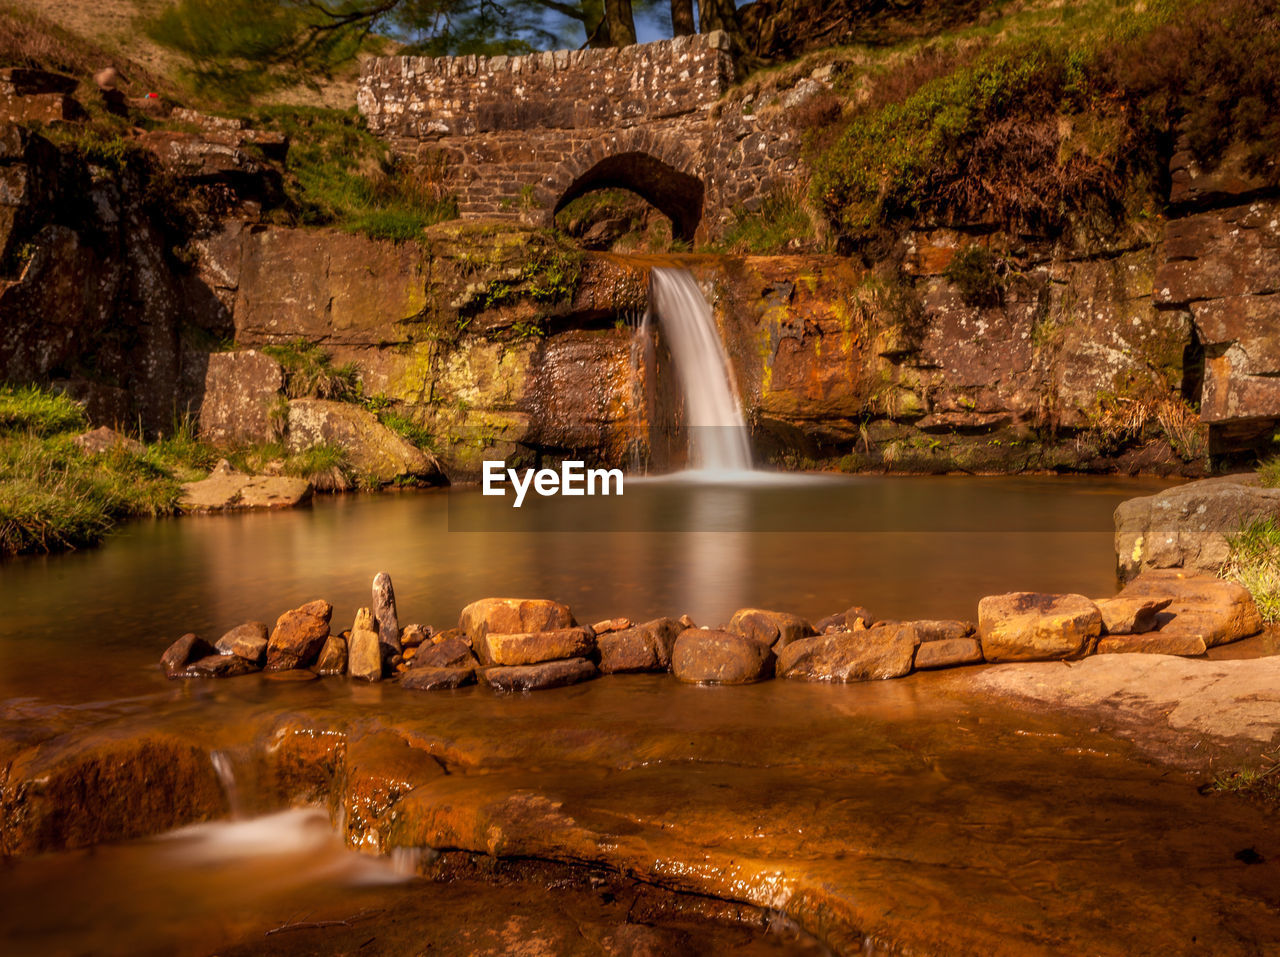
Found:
<box><xmin>672</xmin><ymin>628</ymin><xmax>775</xmax><ymax>684</ymax></box>
<box><xmin>1115</xmin><ymin>570</ymin><xmax>1263</xmax><ymax>648</ymax></box>
<box><xmin>265</xmin><ymin>600</ymin><xmax>332</xmax><ymax>671</ymax></box>
<box><xmin>480</xmin><ymin>657</ymin><xmax>597</xmax><ymax>692</ymax></box>
<box><xmin>777</xmin><ymin>626</ymin><xmax>916</xmax><ymax>681</ymax></box>
<box><xmin>460</xmin><ymin>597</ymin><xmax>576</xmax><ymax>650</ymax></box>
<box><xmin>978</xmin><ymin>592</ymin><xmax>1102</xmax><ymax>662</ymax></box>
<box><xmin>484</xmin><ymin>626</ymin><xmax>596</xmax><ymax>666</ymax></box>
<box><xmin>728</xmin><ymin>607</ymin><xmax>816</xmax><ymax>649</ymax></box>
<box><xmin>597</xmin><ymin>617</ymin><xmax>683</xmax><ymax>673</ymax></box>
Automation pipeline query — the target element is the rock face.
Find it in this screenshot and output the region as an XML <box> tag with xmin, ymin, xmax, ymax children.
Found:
<box><xmin>180</xmin><ymin>461</ymin><xmax>312</xmax><ymax>511</ymax></box>
<box><xmin>286</xmin><ymin>399</ymin><xmax>443</xmax><ymax>486</ymax></box>
<box><xmin>977</xmin><ymin>593</ymin><xmax>1102</xmax><ymax>662</ymax></box>
<box><xmin>1114</xmin><ymin>476</ymin><xmax>1280</xmax><ymax>581</ymax></box>
<box><xmin>481</xmin><ymin>658</ymin><xmax>597</xmax><ymax>692</ymax></box>
<box><xmin>484</xmin><ymin>627</ymin><xmax>596</xmax><ymax>667</ymax></box>
<box><xmin>197</xmin><ymin>350</ymin><xmax>284</xmax><ymax>444</ymax></box>
<box><xmin>266</xmin><ymin>600</ymin><xmax>332</xmax><ymax>671</ymax></box>
<box><xmin>1113</xmin><ymin>570</ymin><xmax>1262</xmax><ymax>648</ymax></box>
<box><xmin>460</xmin><ymin>598</ymin><xmax>576</xmax><ymax>650</ymax></box>
<box><xmin>598</xmin><ymin>618</ymin><xmax>683</xmax><ymax>673</ymax></box>
<box><xmin>671</xmin><ymin>629</ymin><xmax>774</xmax><ymax>684</ymax></box>
<box><xmin>160</xmin><ymin>633</ymin><xmax>215</xmax><ymax>678</ymax></box>
<box><xmin>727</xmin><ymin>608</ymin><xmax>815</xmax><ymax>648</ymax></box>
<box><xmin>776</xmin><ymin>627</ymin><xmax>916</xmax><ymax>681</ymax></box>
<box><xmin>372</xmin><ymin>572</ymin><xmax>401</xmax><ymax>655</ymax></box>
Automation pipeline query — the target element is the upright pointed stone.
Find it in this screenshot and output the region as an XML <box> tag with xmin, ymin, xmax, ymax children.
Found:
<box><xmin>372</xmin><ymin>572</ymin><xmax>401</xmax><ymax>656</ymax></box>
<box><xmin>349</xmin><ymin>607</ymin><xmax>383</xmax><ymax>682</ymax></box>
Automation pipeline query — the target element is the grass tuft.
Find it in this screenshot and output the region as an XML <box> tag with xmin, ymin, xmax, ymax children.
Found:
<box><xmin>260</xmin><ymin>339</ymin><xmax>360</xmax><ymax>400</ymax></box>
<box><xmin>1220</xmin><ymin>517</ymin><xmax>1280</xmax><ymax>623</ymax></box>
<box><xmin>1257</xmin><ymin>456</ymin><xmax>1280</xmax><ymax>489</ymax></box>
<box><xmin>716</xmin><ymin>188</ymin><xmax>816</xmax><ymax>254</ymax></box>
<box><xmin>0</xmin><ymin>385</ymin><xmax>86</xmax><ymax>436</ymax></box>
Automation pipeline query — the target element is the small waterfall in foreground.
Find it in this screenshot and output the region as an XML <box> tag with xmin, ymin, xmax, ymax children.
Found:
<box><xmin>649</xmin><ymin>267</ymin><xmax>753</xmax><ymax>473</ymax></box>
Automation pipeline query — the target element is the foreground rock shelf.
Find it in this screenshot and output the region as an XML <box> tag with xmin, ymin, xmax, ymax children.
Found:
<box><xmin>2</xmin><ymin>672</ymin><xmax>1278</xmax><ymax>956</ymax></box>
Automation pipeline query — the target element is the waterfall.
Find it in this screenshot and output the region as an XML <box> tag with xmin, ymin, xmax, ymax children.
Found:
<box><xmin>210</xmin><ymin>750</ymin><xmax>243</xmax><ymax>819</ymax></box>
<box><xmin>649</xmin><ymin>268</ymin><xmax>753</xmax><ymax>473</ymax></box>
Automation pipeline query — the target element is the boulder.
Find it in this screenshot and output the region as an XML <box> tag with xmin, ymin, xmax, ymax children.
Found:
<box><xmin>776</xmin><ymin>627</ymin><xmax>916</xmax><ymax>682</ymax></box>
<box><xmin>286</xmin><ymin>398</ymin><xmax>443</xmax><ymax>486</ymax></box>
<box><xmin>1094</xmin><ymin>597</ymin><xmax>1171</xmax><ymax>636</ymax></box>
<box><xmin>672</xmin><ymin>629</ymin><xmax>774</xmax><ymax>685</ymax></box>
<box><xmin>179</xmin><ymin>654</ymin><xmax>258</xmax><ymax>679</ymax></box>
<box><xmin>480</xmin><ymin>657</ymin><xmax>597</xmax><ymax>693</ymax></box>
<box><xmin>402</xmin><ymin>666</ymin><xmax>475</xmax><ymax>690</ymax></box>
<box><xmin>315</xmin><ymin>633</ymin><xmax>348</xmax><ymax>675</ymax></box>
<box><xmin>814</xmin><ymin>605</ymin><xmax>875</xmax><ymax>633</ymax></box>
<box><xmin>1114</xmin><ymin>476</ymin><xmax>1280</xmax><ymax>581</ymax></box>
<box><xmin>401</xmin><ymin>624</ymin><xmax>432</xmax><ymax>647</ymax></box>
<box><xmin>180</xmin><ymin>461</ymin><xmax>312</xmax><ymax>511</ymax></box>
<box><xmin>265</xmin><ymin>600</ymin><xmax>332</xmax><ymax>671</ymax></box>
<box><xmin>728</xmin><ymin>608</ymin><xmax>816</xmax><ymax>648</ymax></box>
<box><xmin>977</xmin><ymin>593</ymin><xmax>1102</xmax><ymax>662</ymax></box>
<box><xmin>898</xmin><ymin>620</ymin><xmax>973</xmax><ymax>645</ymax></box>
<box><xmin>196</xmin><ymin>350</ymin><xmax>284</xmax><ymax>445</ymax></box>
<box><xmin>459</xmin><ymin>598</ymin><xmax>576</xmax><ymax>654</ymax></box>
<box><xmin>412</xmin><ymin>637</ymin><xmax>475</xmax><ymax>670</ymax></box>
<box><xmin>160</xmin><ymin>633</ymin><xmax>215</xmax><ymax>678</ymax></box>
<box><xmin>484</xmin><ymin>627</ymin><xmax>596</xmax><ymax>667</ymax></box>
<box><xmin>598</xmin><ymin>618</ymin><xmax>684</xmax><ymax>673</ymax></box>
<box><xmin>1115</xmin><ymin>570</ymin><xmax>1262</xmax><ymax>647</ymax></box>
<box><xmin>72</xmin><ymin>427</ymin><xmax>144</xmax><ymax>456</ymax></box>
<box><xmin>372</xmin><ymin>572</ymin><xmax>401</xmax><ymax>655</ymax></box>
<box><xmin>913</xmin><ymin>637</ymin><xmax>984</xmax><ymax>670</ymax></box>
<box><xmin>214</xmin><ymin>621</ymin><xmax>269</xmax><ymax>662</ymax></box>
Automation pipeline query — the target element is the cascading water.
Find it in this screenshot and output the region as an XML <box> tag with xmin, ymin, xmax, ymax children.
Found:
<box><xmin>648</xmin><ymin>267</ymin><xmax>753</xmax><ymax>474</ymax></box>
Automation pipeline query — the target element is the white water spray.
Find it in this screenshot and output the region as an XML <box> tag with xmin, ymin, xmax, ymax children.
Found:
<box><xmin>649</xmin><ymin>268</ymin><xmax>753</xmax><ymax>474</ymax></box>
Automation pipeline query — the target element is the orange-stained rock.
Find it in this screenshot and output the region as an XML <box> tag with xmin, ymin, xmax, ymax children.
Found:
<box><xmin>672</xmin><ymin>629</ymin><xmax>773</xmax><ymax>684</ymax></box>
<box><xmin>160</xmin><ymin>633</ymin><xmax>214</xmax><ymax>678</ymax></box>
<box><xmin>1116</xmin><ymin>570</ymin><xmax>1263</xmax><ymax>648</ymax></box>
<box><xmin>1096</xmin><ymin>632</ymin><xmax>1207</xmax><ymax>657</ymax></box>
<box><xmin>460</xmin><ymin>598</ymin><xmax>576</xmax><ymax>656</ymax></box>
<box><xmin>777</xmin><ymin>627</ymin><xmax>915</xmax><ymax>681</ymax></box>
<box><xmin>914</xmin><ymin>637</ymin><xmax>984</xmax><ymax>669</ymax></box>
<box><xmin>598</xmin><ymin>617</ymin><xmax>684</xmax><ymax>673</ymax></box>
<box><xmin>814</xmin><ymin>605</ymin><xmax>876</xmax><ymax>632</ymax></box>
<box><xmin>481</xmin><ymin>657</ymin><xmax>597</xmax><ymax>692</ymax></box>
<box><xmin>315</xmin><ymin>633</ymin><xmax>347</xmax><ymax>676</ymax></box>
<box><xmin>978</xmin><ymin>593</ymin><xmax>1101</xmax><ymax>662</ymax></box>
<box><xmin>728</xmin><ymin>607</ymin><xmax>815</xmax><ymax>648</ymax></box>
<box><xmin>484</xmin><ymin>627</ymin><xmax>595</xmax><ymax>666</ymax></box>
<box><xmin>266</xmin><ymin>602</ymin><xmax>332</xmax><ymax>671</ymax></box>
<box><xmin>401</xmin><ymin>666</ymin><xmax>475</xmax><ymax>691</ymax></box>
<box><xmin>1095</xmin><ymin>597</ymin><xmax>1171</xmax><ymax>635</ymax></box>
<box><xmin>412</xmin><ymin>637</ymin><xmax>476</xmax><ymax>670</ymax></box>
<box><xmin>898</xmin><ymin>619</ymin><xmax>972</xmax><ymax>645</ymax></box>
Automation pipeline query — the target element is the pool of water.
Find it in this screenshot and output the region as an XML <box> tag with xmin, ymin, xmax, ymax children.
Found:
<box><xmin>0</xmin><ymin>474</ymin><xmax>1170</xmax><ymax>704</ymax></box>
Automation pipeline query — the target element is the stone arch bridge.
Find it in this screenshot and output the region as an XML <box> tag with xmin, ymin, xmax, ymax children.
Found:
<box><xmin>357</xmin><ymin>32</ymin><xmax>801</xmax><ymax>241</ymax></box>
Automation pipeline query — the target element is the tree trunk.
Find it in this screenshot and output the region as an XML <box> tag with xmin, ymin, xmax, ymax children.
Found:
<box><xmin>697</xmin><ymin>0</ymin><xmax>740</xmax><ymax>34</ymax></box>
<box><xmin>605</xmin><ymin>0</ymin><xmax>637</xmax><ymax>46</ymax></box>
<box><xmin>671</xmin><ymin>0</ymin><xmax>695</xmax><ymax>36</ymax></box>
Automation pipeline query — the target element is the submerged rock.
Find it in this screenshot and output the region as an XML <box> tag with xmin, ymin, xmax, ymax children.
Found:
<box><xmin>913</xmin><ymin>637</ymin><xmax>984</xmax><ymax>670</ymax></box>
<box><xmin>402</xmin><ymin>665</ymin><xmax>475</xmax><ymax>690</ymax></box>
<box><xmin>266</xmin><ymin>600</ymin><xmax>332</xmax><ymax>671</ymax></box>
<box><xmin>315</xmin><ymin>632</ymin><xmax>348</xmax><ymax>676</ymax></box>
<box><xmin>1114</xmin><ymin>570</ymin><xmax>1262</xmax><ymax>648</ymax></box>
<box><xmin>977</xmin><ymin>592</ymin><xmax>1102</xmax><ymax>662</ymax></box>
<box><xmin>460</xmin><ymin>598</ymin><xmax>576</xmax><ymax>657</ymax></box>
<box><xmin>672</xmin><ymin>629</ymin><xmax>774</xmax><ymax>684</ymax></box>
<box><xmin>481</xmin><ymin>657</ymin><xmax>597</xmax><ymax>692</ymax></box>
<box><xmin>598</xmin><ymin>617</ymin><xmax>684</xmax><ymax>673</ymax></box>
<box><xmin>160</xmin><ymin>633</ymin><xmax>215</xmax><ymax>678</ymax></box>
<box><xmin>214</xmin><ymin>621</ymin><xmax>269</xmax><ymax>662</ymax></box>
<box><xmin>484</xmin><ymin>627</ymin><xmax>596</xmax><ymax>666</ymax></box>
<box><xmin>777</xmin><ymin>627</ymin><xmax>915</xmax><ymax>681</ymax></box>
<box><xmin>728</xmin><ymin>608</ymin><xmax>816</xmax><ymax>648</ymax></box>
<box><xmin>372</xmin><ymin>572</ymin><xmax>401</xmax><ymax>656</ymax></box>
<box><xmin>179</xmin><ymin>654</ymin><xmax>258</xmax><ymax>678</ymax></box>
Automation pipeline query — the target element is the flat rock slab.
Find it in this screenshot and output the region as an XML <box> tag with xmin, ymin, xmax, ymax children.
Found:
<box><xmin>484</xmin><ymin>627</ymin><xmax>595</xmax><ymax>666</ymax></box>
<box><xmin>978</xmin><ymin>592</ymin><xmax>1101</xmax><ymax>662</ymax></box>
<box><xmin>672</xmin><ymin>629</ymin><xmax>774</xmax><ymax>684</ymax></box>
<box><xmin>974</xmin><ymin>654</ymin><xmax>1280</xmax><ymax>745</ymax></box>
<box><xmin>1097</xmin><ymin>632</ymin><xmax>1207</xmax><ymax>657</ymax></box>
<box><xmin>777</xmin><ymin>627</ymin><xmax>915</xmax><ymax>681</ymax></box>
<box><xmin>181</xmin><ymin>464</ymin><xmax>312</xmax><ymax>511</ymax></box>
<box><xmin>914</xmin><ymin>637</ymin><xmax>984</xmax><ymax>670</ymax></box>
<box><xmin>179</xmin><ymin>654</ymin><xmax>258</xmax><ymax>679</ymax></box>
<box><xmin>1094</xmin><ymin>597</ymin><xmax>1170</xmax><ymax>635</ymax></box>
<box><xmin>1117</xmin><ymin>570</ymin><xmax>1262</xmax><ymax>647</ymax></box>
<box><xmin>480</xmin><ymin>658</ymin><xmax>597</xmax><ymax>692</ymax></box>
<box><xmin>402</xmin><ymin>666</ymin><xmax>475</xmax><ymax>690</ymax></box>
<box><xmin>460</xmin><ymin>598</ymin><xmax>576</xmax><ymax>654</ymax></box>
